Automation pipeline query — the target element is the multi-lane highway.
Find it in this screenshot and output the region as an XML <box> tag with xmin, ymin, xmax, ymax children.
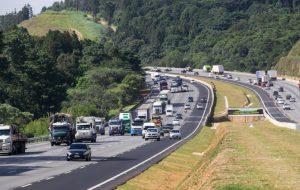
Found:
<box><xmin>162</xmin><ymin>67</ymin><xmax>298</xmax><ymax>124</ymax></box>
<box><xmin>0</xmin><ymin>76</ymin><xmax>213</xmax><ymax>190</ymax></box>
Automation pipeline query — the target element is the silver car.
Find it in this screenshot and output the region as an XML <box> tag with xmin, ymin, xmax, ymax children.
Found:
<box><xmin>169</xmin><ymin>130</ymin><xmax>181</xmax><ymax>139</ymax></box>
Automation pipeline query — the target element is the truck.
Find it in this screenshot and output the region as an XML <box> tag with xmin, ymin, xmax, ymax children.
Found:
<box><xmin>203</xmin><ymin>65</ymin><xmax>212</xmax><ymax>72</ymax></box>
<box><xmin>95</xmin><ymin>117</ymin><xmax>106</xmax><ymax>135</ymax></box>
<box><xmin>137</xmin><ymin>104</ymin><xmax>151</xmax><ymax>121</ymax></box>
<box><xmin>108</xmin><ymin>119</ymin><xmax>124</xmax><ymax>135</ymax></box>
<box><xmin>49</xmin><ymin>113</ymin><xmax>75</xmax><ymax>146</ymax></box>
<box><xmin>119</xmin><ymin>112</ymin><xmax>132</xmax><ymax>133</ymax></box>
<box><xmin>175</xmin><ymin>76</ymin><xmax>183</xmax><ymax>86</ymax></box>
<box><xmin>75</xmin><ymin>116</ymin><xmax>97</xmax><ymax>142</ymax></box>
<box><xmin>159</xmin><ymin>90</ymin><xmax>170</xmax><ymax>103</ymax></box>
<box><xmin>212</xmin><ymin>65</ymin><xmax>224</xmax><ymax>75</ymax></box>
<box><xmin>153</xmin><ymin>101</ymin><xmax>164</xmax><ymax>115</ymax></box>
<box><xmin>267</xmin><ymin>70</ymin><xmax>277</xmax><ymax>80</ymax></box>
<box><xmin>0</xmin><ymin>124</ymin><xmax>27</xmax><ymax>154</ymax></box>
<box><xmin>159</xmin><ymin>80</ymin><xmax>168</xmax><ymax>91</ymax></box>
<box><xmin>166</xmin><ymin>104</ymin><xmax>173</xmax><ymax>117</ymax></box>
<box><xmin>256</xmin><ymin>71</ymin><xmax>266</xmax><ymax>86</ymax></box>
<box><xmin>130</xmin><ymin>118</ymin><xmax>144</xmax><ymax>136</ymax></box>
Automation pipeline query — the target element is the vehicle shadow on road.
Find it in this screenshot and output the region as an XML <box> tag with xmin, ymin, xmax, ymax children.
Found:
<box><xmin>0</xmin><ymin>165</ymin><xmax>45</xmax><ymax>176</ymax></box>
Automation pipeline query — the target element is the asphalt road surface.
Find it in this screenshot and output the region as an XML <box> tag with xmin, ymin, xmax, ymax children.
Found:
<box><xmin>162</xmin><ymin>67</ymin><xmax>297</xmax><ymax>124</ymax></box>
<box><xmin>0</xmin><ymin>77</ymin><xmax>213</xmax><ymax>190</ymax></box>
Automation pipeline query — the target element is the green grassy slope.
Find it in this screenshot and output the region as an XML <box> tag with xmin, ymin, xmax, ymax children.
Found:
<box><xmin>275</xmin><ymin>40</ymin><xmax>300</xmax><ymax>77</ymax></box>
<box><xmin>20</xmin><ymin>10</ymin><xmax>106</xmax><ymax>41</ymax></box>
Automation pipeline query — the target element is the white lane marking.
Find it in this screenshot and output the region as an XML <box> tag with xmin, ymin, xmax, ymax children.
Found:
<box><xmin>46</xmin><ymin>161</ymin><xmax>53</xmax><ymax>164</ymax></box>
<box><xmin>65</xmin><ymin>171</ymin><xmax>71</xmax><ymax>174</ymax></box>
<box><xmin>46</xmin><ymin>176</ymin><xmax>54</xmax><ymax>180</ymax></box>
<box><xmin>87</xmin><ymin>80</ymin><xmax>212</xmax><ymax>190</ymax></box>
<box><xmin>21</xmin><ymin>184</ymin><xmax>32</xmax><ymax>188</ymax></box>
<box><xmin>80</xmin><ymin>166</ymin><xmax>85</xmax><ymax>169</ymax></box>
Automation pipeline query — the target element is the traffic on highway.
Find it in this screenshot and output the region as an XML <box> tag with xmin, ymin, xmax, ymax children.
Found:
<box><xmin>0</xmin><ymin>74</ymin><xmax>213</xmax><ymax>190</ymax></box>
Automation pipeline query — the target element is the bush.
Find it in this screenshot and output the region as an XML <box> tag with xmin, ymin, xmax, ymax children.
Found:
<box><xmin>23</xmin><ymin>118</ymin><xmax>49</xmax><ymax>138</ymax></box>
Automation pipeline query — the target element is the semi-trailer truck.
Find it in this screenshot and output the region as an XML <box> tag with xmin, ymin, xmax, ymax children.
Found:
<box><xmin>119</xmin><ymin>112</ymin><xmax>132</xmax><ymax>133</ymax></box>
<box><xmin>137</xmin><ymin>104</ymin><xmax>151</xmax><ymax>121</ymax></box>
<box><xmin>0</xmin><ymin>124</ymin><xmax>27</xmax><ymax>154</ymax></box>
<box><xmin>212</xmin><ymin>65</ymin><xmax>224</xmax><ymax>75</ymax></box>
<box><xmin>267</xmin><ymin>70</ymin><xmax>277</xmax><ymax>80</ymax></box>
<box><xmin>49</xmin><ymin>113</ymin><xmax>75</xmax><ymax>146</ymax></box>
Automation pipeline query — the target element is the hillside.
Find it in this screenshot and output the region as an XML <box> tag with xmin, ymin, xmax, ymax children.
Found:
<box><xmin>20</xmin><ymin>10</ymin><xmax>107</xmax><ymax>41</ymax></box>
<box><xmin>275</xmin><ymin>40</ymin><xmax>300</xmax><ymax>77</ymax></box>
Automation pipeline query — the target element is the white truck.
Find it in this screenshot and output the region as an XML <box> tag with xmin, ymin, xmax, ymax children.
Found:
<box><xmin>0</xmin><ymin>124</ymin><xmax>27</xmax><ymax>155</ymax></box>
<box><xmin>267</xmin><ymin>70</ymin><xmax>277</xmax><ymax>80</ymax></box>
<box><xmin>166</xmin><ymin>104</ymin><xmax>173</xmax><ymax>117</ymax></box>
<box><xmin>256</xmin><ymin>70</ymin><xmax>266</xmax><ymax>86</ymax></box>
<box><xmin>212</xmin><ymin>65</ymin><xmax>224</xmax><ymax>75</ymax></box>
<box><xmin>75</xmin><ymin>116</ymin><xmax>97</xmax><ymax>142</ymax></box>
<box><xmin>159</xmin><ymin>90</ymin><xmax>169</xmax><ymax>102</ymax></box>
<box><xmin>137</xmin><ymin>104</ymin><xmax>151</xmax><ymax>121</ymax></box>
<box><xmin>153</xmin><ymin>101</ymin><xmax>163</xmax><ymax>115</ymax></box>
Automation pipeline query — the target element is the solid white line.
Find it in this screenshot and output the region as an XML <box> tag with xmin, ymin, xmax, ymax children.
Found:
<box><xmin>46</xmin><ymin>177</ymin><xmax>54</xmax><ymax>180</ymax></box>
<box><xmin>87</xmin><ymin>79</ymin><xmax>212</xmax><ymax>190</ymax></box>
<box><xmin>64</xmin><ymin>171</ymin><xmax>71</xmax><ymax>174</ymax></box>
<box><xmin>21</xmin><ymin>184</ymin><xmax>32</xmax><ymax>188</ymax></box>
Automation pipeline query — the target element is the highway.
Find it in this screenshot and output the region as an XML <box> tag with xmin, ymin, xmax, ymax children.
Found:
<box><xmin>0</xmin><ymin>76</ymin><xmax>213</xmax><ymax>190</ymax></box>
<box><xmin>162</xmin><ymin>67</ymin><xmax>298</xmax><ymax>124</ymax></box>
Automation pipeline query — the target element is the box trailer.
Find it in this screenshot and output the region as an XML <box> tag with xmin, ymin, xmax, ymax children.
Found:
<box><xmin>212</xmin><ymin>65</ymin><xmax>224</xmax><ymax>75</ymax></box>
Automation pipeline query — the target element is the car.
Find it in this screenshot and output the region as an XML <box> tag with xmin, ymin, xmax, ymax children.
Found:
<box><xmin>290</xmin><ymin>97</ymin><xmax>296</xmax><ymax>102</ymax></box>
<box><xmin>188</xmin><ymin>96</ymin><xmax>194</xmax><ymax>102</ymax></box>
<box><xmin>248</xmin><ymin>79</ymin><xmax>253</xmax><ymax>84</ymax></box>
<box><xmin>169</xmin><ymin>130</ymin><xmax>182</xmax><ymax>140</ymax></box>
<box><xmin>162</xmin><ymin>124</ymin><xmax>174</xmax><ymax>133</ymax></box>
<box><xmin>184</xmin><ymin>104</ymin><xmax>191</xmax><ymax>110</ymax></box>
<box><xmin>196</xmin><ymin>103</ymin><xmax>204</xmax><ymax>109</ymax></box>
<box><xmin>277</xmin><ymin>98</ymin><xmax>285</xmax><ymax>104</ymax></box>
<box><xmin>142</xmin><ymin>123</ymin><xmax>156</xmax><ymax>138</ymax></box>
<box><xmin>172</xmin><ymin>118</ymin><xmax>180</xmax><ymax>126</ymax></box>
<box><xmin>175</xmin><ymin>113</ymin><xmax>183</xmax><ymax>120</ymax></box>
<box><xmin>181</xmin><ymin>70</ymin><xmax>187</xmax><ymax>74</ymax></box>
<box><xmin>190</xmin><ymin>79</ymin><xmax>195</xmax><ymax>83</ymax></box>
<box><xmin>283</xmin><ymin>103</ymin><xmax>291</xmax><ymax>110</ymax></box>
<box><xmin>200</xmin><ymin>97</ymin><xmax>207</xmax><ymax>103</ymax></box>
<box><xmin>278</xmin><ymin>87</ymin><xmax>284</xmax><ymax>92</ymax></box>
<box><xmin>66</xmin><ymin>143</ymin><xmax>91</xmax><ymax>161</ymax></box>
<box><xmin>208</xmin><ymin>73</ymin><xmax>213</xmax><ymax>78</ymax></box>
<box><xmin>227</xmin><ymin>75</ymin><xmax>233</xmax><ymax>79</ymax></box>
<box><xmin>273</xmin><ymin>91</ymin><xmax>279</xmax><ymax>96</ymax></box>
<box><xmin>194</xmin><ymin>72</ymin><xmax>199</xmax><ymax>76</ymax></box>
<box><xmin>265</xmin><ymin>86</ymin><xmax>271</xmax><ymax>90</ymax></box>
<box><xmin>214</xmin><ymin>76</ymin><xmax>220</xmax><ymax>79</ymax></box>
<box><xmin>165</xmin><ymin>68</ymin><xmax>172</xmax><ymax>72</ymax></box>
<box><xmin>234</xmin><ymin>77</ymin><xmax>240</xmax><ymax>81</ymax></box>
<box><xmin>145</xmin><ymin>128</ymin><xmax>160</xmax><ymax>141</ymax></box>
<box><xmin>286</xmin><ymin>94</ymin><xmax>292</xmax><ymax>100</ymax></box>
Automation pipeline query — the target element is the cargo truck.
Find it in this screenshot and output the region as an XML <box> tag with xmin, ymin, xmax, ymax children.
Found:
<box><xmin>49</xmin><ymin>113</ymin><xmax>75</xmax><ymax>146</ymax></box>
<box><xmin>153</xmin><ymin>101</ymin><xmax>165</xmax><ymax>114</ymax></box>
<box><xmin>119</xmin><ymin>112</ymin><xmax>132</xmax><ymax>133</ymax></box>
<box><xmin>166</xmin><ymin>104</ymin><xmax>173</xmax><ymax>117</ymax></box>
<box><xmin>75</xmin><ymin>116</ymin><xmax>97</xmax><ymax>142</ymax></box>
<box><xmin>108</xmin><ymin>119</ymin><xmax>124</xmax><ymax>135</ymax></box>
<box><xmin>130</xmin><ymin>118</ymin><xmax>144</xmax><ymax>136</ymax></box>
<box><xmin>159</xmin><ymin>80</ymin><xmax>168</xmax><ymax>90</ymax></box>
<box><xmin>267</xmin><ymin>70</ymin><xmax>277</xmax><ymax>80</ymax></box>
<box><xmin>0</xmin><ymin>124</ymin><xmax>27</xmax><ymax>155</ymax></box>
<box><xmin>256</xmin><ymin>71</ymin><xmax>266</xmax><ymax>86</ymax></box>
<box><xmin>212</xmin><ymin>65</ymin><xmax>224</xmax><ymax>75</ymax></box>
<box><xmin>137</xmin><ymin>104</ymin><xmax>151</xmax><ymax>121</ymax></box>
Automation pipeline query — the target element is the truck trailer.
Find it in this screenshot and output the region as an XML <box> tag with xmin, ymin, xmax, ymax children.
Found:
<box><xmin>137</xmin><ymin>104</ymin><xmax>151</xmax><ymax>121</ymax></box>
<box><xmin>0</xmin><ymin>124</ymin><xmax>27</xmax><ymax>154</ymax></box>
<box><xmin>212</xmin><ymin>65</ymin><xmax>224</xmax><ymax>75</ymax></box>
<box><xmin>267</xmin><ymin>70</ymin><xmax>277</xmax><ymax>80</ymax></box>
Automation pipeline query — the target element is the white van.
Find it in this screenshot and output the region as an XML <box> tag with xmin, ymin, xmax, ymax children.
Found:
<box><xmin>142</xmin><ymin>122</ymin><xmax>156</xmax><ymax>138</ymax></box>
<box><xmin>166</xmin><ymin>104</ymin><xmax>173</xmax><ymax>117</ymax></box>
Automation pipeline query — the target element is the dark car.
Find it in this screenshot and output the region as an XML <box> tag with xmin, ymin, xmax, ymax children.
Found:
<box><xmin>67</xmin><ymin>143</ymin><xmax>91</xmax><ymax>161</ymax></box>
<box><xmin>278</xmin><ymin>87</ymin><xmax>284</xmax><ymax>92</ymax></box>
<box><xmin>188</xmin><ymin>96</ymin><xmax>194</xmax><ymax>102</ymax></box>
<box><xmin>162</xmin><ymin>124</ymin><xmax>174</xmax><ymax>133</ymax></box>
<box><xmin>194</xmin><ymin>72</ymin><xmax>199</xmax><ymax>76</ymax></box>
<box><xmin>181</xmin><ymin>70</ymin><xmax>187</xmax><ymax>74</ymax></box>
<box><xmin>273</xmin><ymin>91</ymin><xmax>279</xmax><ymax>96</ymax></box>
<box><xmin>200</xmin><ymin>97</ymin><xmax>207</xmax><ymax>103</ymax></box>
<box><xmin>175</xmin><ymin>113</ymin><xmax>183</xmax><ymax>120</ymax></box>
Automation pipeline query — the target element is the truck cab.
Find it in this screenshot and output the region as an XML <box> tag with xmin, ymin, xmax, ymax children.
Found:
<box><xmin>130</xmin><ymin>118</ymin><xmax>144</xmax><ymax>136</ymax></box>
<box><xmin>50</xmin><ymin>122</ymin><xmax>73</xmax><ymax>146</ymax></box>
<box><xmin>0</xmin><ymin>124</ymin><xmax>27</xmax><ymax>155</ymax></box>
<box><xmin>108</xmin><ymin>119</ymin><xmax>124</xmax><ymax>136</ymax></box>
<box><xmin>75</xmin><ymin>123</ymin><xmax>96</xmax><ymax>143</ymax></box>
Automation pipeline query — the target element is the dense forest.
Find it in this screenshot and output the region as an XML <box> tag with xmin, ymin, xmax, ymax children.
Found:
<box><xmin>0</xmin><ymin>4</ymin><xmax>33</xmax><ymax>30</ymax></box>
<box><xmin>53</xmin><ymin>0</ymin><xmax>300</xmax><ymax>72</ymax></box>
<box><xmin>0</xmin><ymin>27</ymin><xmax>143</xmax><ymax>131</ymax></box>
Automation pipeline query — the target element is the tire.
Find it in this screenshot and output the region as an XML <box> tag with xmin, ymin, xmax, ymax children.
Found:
<box><xmin>21</xmin><ymin>142</ymin><xmax>26</xmax><ymax>153</ymax></box>
<box><xmin>86</xmin><ymin>156</ymin><xmax>89</xmax><ymax>161</ymax></box>
<box><xmin>145</xmin><ymin>138</ymin><xmax>148</xmax><ymax>141</ymax></box>
<box><xmin>67</xmin><ymin>157</ymin><xmax>70</xmax><ymax>161</ymax></box>
<box><xmin>157</xmin><ymin>138</ymin><xmax>160</xmax><ymax>141</ymax></box>
<box><xmin>51</xmin><ymin>142</ymin><xmax>54</xmax><ymax>146</ymax></box>
<box><xmin>12</xmin><ymin>143</ymin><xmax>17</xmax><ymax>155</ymax></box>
<box><xmin>89</xmin><ymin>155</ymin><xmax>91</xmax><ymax>161</ymax></box>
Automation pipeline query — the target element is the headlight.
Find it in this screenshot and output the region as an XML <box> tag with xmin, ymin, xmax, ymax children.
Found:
<box><xmin>67</xmin><ymin>151</ymin><xmax>72</xmax><ymax>155</ymax></box>
<box><xmin>4</xmin><ymin>138</ymin><xmax>11</xmax><ymax>144</ymax></box>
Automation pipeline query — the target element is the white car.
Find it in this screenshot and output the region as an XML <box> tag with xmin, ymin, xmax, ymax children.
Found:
<box><xmin>277</xmin><ymin>99</ymin><xmax>285</xmax><ymax>104</ymax></box>
<box><xmin>283</xmin><ymin>103</ymin><xmax>291</xmax><ymax>110</ymax></box>
<box><xmin>142</xmin><ymin>123</ymin><xmax>156</xmax><ymax>138</ymax></box>
<box><xmin>169</xmin><ymin>130</ymin><xmax>181</xmax><ymax>139</ymax></box>
<box><xmin>208</xmin><ymin>73</ymin><xmax>213</xmax><ymax>78</ymax></box>
<box><xmin>172</xmin><ymin>118</ymin><xmax>180</xmax><ymax>126</ymax></box>
<box><xmin>290</xmin><ymin>97</ymin><xmax>296</xmax><ymax>102</ymax></box>
<box><xmin>184</xmin><ymin>104</ymin><xmax>191</xmax><ymax>110</ymax></box>
<box><xmin>145</xmin><ymin>128</ymin><xmax>160</xmax><ymax>141</ymax></box>
<box><xmin>227</xmin><ymin>75</ymin><xmax>233</xmax><ymax>79</ymax></box>
<box><xmin>234</xmin><ymin>77</ymin><xmax>240</xmax><ymax>81</ymax></box>
<box><xmin>190</xmin><ymin>79</ymin><xmax>195</xmax><ymax>83</ymax></box>
<box><xmin>196</xmin><ymin>103</ymin><xmax>204</xmax><ymax>109</ymax></box>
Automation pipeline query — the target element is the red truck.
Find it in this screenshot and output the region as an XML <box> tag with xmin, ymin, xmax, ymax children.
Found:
<box><xmin>160</xmin><ymin>81</ymin><xmax>168</xmax><ymax>90</ymax></box>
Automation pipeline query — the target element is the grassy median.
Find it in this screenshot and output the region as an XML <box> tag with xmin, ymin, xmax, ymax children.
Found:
<box><xmin>118</xmin><ymin>77</ymin><xmax>300</xmax><ymax>190</ymax></box>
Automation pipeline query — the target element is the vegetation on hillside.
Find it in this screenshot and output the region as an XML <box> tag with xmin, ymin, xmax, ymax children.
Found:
<box><xmin>55</xmin><ymin>0</ymin><xmax>300</xmax><ymax>72</ymax></box>
<box><xmin>275</xmin><ymin>40</ymin><xmax>300</xmax><ymax>77</ymax></box>
<box><xmin>0</xmin><ymin>27</ymin><xmax>143</xmax><ymax>133</ymax></box>
<box><xmin>20</xmin><ymin>11</ymin><xmax>107</xmax><ymax>41</ymax></box>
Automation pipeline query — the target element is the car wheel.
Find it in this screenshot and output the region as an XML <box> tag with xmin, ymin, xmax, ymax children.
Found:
<box><xmin>51</xmin><ymin>142</ymin><xmax>54</xmax><ymax>146</ymax></box>
<box><xmin>89</xmin><ymin>155</ymin><xmax>92</xmax><ymax>161</ymax></box>
<box><xmin>145</xmin><ymin>138</ymin><xmax>148</xmax><ymax>141</ymax></box>
<box><xmin>157</xmin><ymin>138</ymin><xmax>160</xmax><ymax>141</ymax></box>
<box><xmin>86</xmin><ymin>156</ymin><xmax>89</xmax><ymax>161</ymax></box>
<box><xmin>67</xmin><ymin>157</ymin><xmax>70</xmax><ymax>161</ymax></box>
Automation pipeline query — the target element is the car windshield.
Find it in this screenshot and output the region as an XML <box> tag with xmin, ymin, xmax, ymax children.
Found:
<box><xmin>109</xmin><ymin>120</ymin><xmax>121</xmax><ymax>125</ymax></box>
<box><xmin>0</xmin><ymin>129</ymin><xmax>10</xmax><ymax>136</ymax></box>
<box><xmin>52</xmin><ymin>126</ymin><xmax>68</xmax><ymax>131</ymax></box>
<box><xmin>70</xmin><ymin>144</ymin><xmax>87</xmax><ymax>150</ymax></box>
<box><xmin>171</xmin><ymin>130</ymin><xmax>180</xmax><ymax>133</ymax></box>
<box><xmin>144</xmin><ymin>126</ymin><xmax>155</xmax><ymax>130</ymax></box>
<box><xmin>148</xmin><ymin>128</ymin><xmax>157</xmax><ymax>132</ymax></box>
<box><xmin>77</xmin><ymin>125</ymin><xmax>90</xmax><ymax>130</ymax></box>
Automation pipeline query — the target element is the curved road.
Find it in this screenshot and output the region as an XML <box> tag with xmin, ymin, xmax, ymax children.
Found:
<box><xmin>0</xmin><ymin>77</ymin><xmax>213</xmax><ymax>190</ymax></box>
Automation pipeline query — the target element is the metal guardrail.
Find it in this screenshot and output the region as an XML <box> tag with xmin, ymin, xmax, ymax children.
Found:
<box><xmin>27</xmin><ymin>135</ymin><xmax>49</xmax><ymax>143</ymax></box>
